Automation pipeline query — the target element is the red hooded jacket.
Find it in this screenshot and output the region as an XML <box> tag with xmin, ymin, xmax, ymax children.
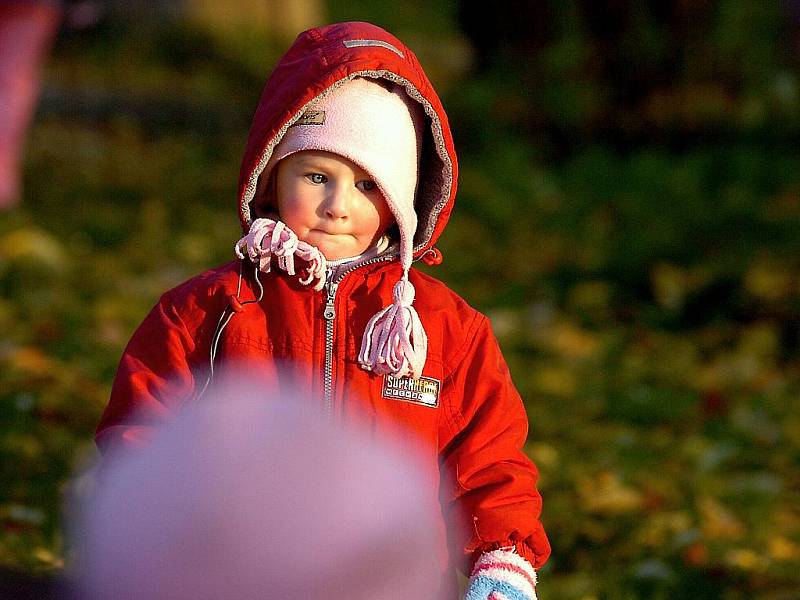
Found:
<box><xmin>96</xmin><ymin>21</ymin><xmax>550</xmax><ymax>592</ymax></box>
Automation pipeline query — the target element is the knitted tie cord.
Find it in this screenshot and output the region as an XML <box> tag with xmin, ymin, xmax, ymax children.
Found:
<box><xmin>236</xmin><ymin>218</ymin><xmax>428</xmax><ymax>379</ymax></box>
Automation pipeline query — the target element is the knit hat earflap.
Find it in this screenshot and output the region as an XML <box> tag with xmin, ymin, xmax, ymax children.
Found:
<box><xmin>257</xmin><ymin>76</ymin><xmax>429</xmax><ymax>379</ymax></box>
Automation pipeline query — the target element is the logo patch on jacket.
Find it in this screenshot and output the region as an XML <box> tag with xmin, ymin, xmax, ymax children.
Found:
<box><xmin>293</xmin><ymin>110</ymin><xmax>325</xmax><ymax>126</ymax></box>
<box><xmin>382</xmin><ymin>375</ymin><xmax>440</xmax><ymax>407</ymax></box>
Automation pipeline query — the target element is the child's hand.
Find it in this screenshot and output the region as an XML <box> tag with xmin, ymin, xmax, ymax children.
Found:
<box><xmin>464</xmin><ymin>549</ymin><xmax>538</xmax><ymax>600</ymax></box>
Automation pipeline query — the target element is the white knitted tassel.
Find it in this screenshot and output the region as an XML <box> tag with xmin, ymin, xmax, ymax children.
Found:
<box><xmin>270</xmin><ymin>221</ymin><xmax>298</xmax><ymax>275</ymax></box>
<box><xmin>234</xmin><ymin>218</ymin><xmax>279</xmax><ymax>273</ymax></box>
<box><xmin>234</xmin><ymin>218</ymin><xmax>327</xmax><ymax>290</ymax></box>
<box><xmin>295</xmin><ymin>242</ymin><xmax>327</xmax><ymax>291</ymax></box>
<box><xmin>358</xmin><ymin>275</ymin><xmax>428</xmax><ymax>379</ymax></box>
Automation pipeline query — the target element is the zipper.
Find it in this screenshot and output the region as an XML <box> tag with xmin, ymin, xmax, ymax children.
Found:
<box><xmin>320</xmin><ymin>254</ymin><xmax>394</xmax><ymax>418</ymax></box>
<box><xmin>322</xmin><ymin>279</ymin><xmax>338</xmax><ymax>418</ymax></box>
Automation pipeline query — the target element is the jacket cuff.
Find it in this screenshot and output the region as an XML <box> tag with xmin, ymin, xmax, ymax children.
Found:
<box><xmin>467</xmin><ymin>539</ymin><xmax>543</xmax><ymax>571</ymax></box>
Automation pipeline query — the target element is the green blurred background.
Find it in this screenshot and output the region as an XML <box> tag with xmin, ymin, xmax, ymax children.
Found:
<box><xmin>2</xmin><ymin>1</ymin><xmax>800</xmax><ymax>598</ymax></box>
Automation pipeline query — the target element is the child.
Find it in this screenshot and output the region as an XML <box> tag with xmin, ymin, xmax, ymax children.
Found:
<box><xmin>96</xmin><ymin>21</ymin><xmax>550</xmax><ymax>599</ymax></box>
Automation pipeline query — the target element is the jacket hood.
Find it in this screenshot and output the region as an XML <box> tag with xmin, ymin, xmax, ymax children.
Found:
<box><xmin>237</xmin><ymin>21</ymin><xmax>458</xmax><ymax>258</ymax></box>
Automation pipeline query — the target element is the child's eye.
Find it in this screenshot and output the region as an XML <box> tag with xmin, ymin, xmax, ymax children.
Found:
<box><xmin>357</xmin><ymin>180</ymin><xmax>377</xmax><ymax>192</ymax></box>
<box><xmin>306</xmin><ymin>173</ymin><xmax>327</xmax><ymax>184</ymax></box>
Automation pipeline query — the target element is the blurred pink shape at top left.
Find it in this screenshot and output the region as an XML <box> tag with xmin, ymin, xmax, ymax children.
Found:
<box><xmin>0</xmin><ymin>1</ymin><xmax>62</xmax><ymax>209</ymax></box>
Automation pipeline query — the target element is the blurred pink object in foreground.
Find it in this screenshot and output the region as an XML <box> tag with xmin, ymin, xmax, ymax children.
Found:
<box><xmin>72</xmin><ymin>377</ymin><xmax>443</xmax><ymax>599</ymax></box>
<box><xmin>0</xmin><ymin>1</ymin><xmax>61</xmax><ymax>208</ymax></box>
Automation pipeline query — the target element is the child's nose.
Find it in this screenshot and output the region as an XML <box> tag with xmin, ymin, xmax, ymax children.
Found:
<box><xmin>323</xmin><ymin>184</ymin><xmax>351</xmax><ymax>219</ymax></box>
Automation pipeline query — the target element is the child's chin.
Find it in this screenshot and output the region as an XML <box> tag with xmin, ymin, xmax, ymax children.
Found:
<box><xmin>320</xmin><ymin>246</ymin><xmax>357</xmax><ymax>261</ymax></box>
<box><xmin>310</xmin><ymin>236</ymin><xmax>365</xmax><ymax>261</ymax></box>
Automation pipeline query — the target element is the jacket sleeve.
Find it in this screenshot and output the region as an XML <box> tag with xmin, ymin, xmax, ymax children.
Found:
<box><xmin>440</xmin><ymin>314</ymin><xmax>551</xmax><ymax>573</ymax></box>
<box><xmin>95</xmin><ymin>292</ymin><xmax>201</xmax><ymax>455</ymax></box>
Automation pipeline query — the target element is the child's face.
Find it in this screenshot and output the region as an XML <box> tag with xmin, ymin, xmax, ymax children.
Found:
<box><xmin>275</xmin><ymin>150</ymin><xmax>394</xmax><ymax>261</ymax></box>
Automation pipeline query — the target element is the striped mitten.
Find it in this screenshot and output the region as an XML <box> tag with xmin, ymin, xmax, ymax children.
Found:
<box><xmin>464</xmin><ymin>549</ymin><xmax>538</xmax><ymax>600</ymax></box>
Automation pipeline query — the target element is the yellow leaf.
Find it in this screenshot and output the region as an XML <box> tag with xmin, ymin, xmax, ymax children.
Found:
<box><xmin>4</xmin><ymin>346</ymin><xmax>55</xmax><ymax>376</ymax></box>
<box><xmin>768</xmin><ymin>536</ymin><xmax>800</xmax><ymax>561</ymax></box>
<box><xmin>532</xmin><ymin>365</ymin><xmax>577</xmax><ymax>398</ymax></box>
<box><xmin>699</xmin><ymin>496</ymin><xmax>744</xmax><ymax>540</ymax></box>
<box><xmin>550</xmin><ymin>321</ymin><xmax>600</xmax><ymax>360</ymax></box>
<box><xmin>744</xmin><ymin>259</ymin><xmax>792</xmax><ymax>300</ymax></box>
<box><xmin>527</xmin><ymin>442</ymin><xmax>559</xmax><ymax>470</ymax></box>
<box><xmin>725</xmin><ymin>548</ymin><xmax>763</xmax><ymax>571</ymax></box>
<box><xmin>33</xmin><ymin>547</ymin><xmax>64</xmax><ymax>568</ymax></box>
<box><xmin>651</xmin><ymin>263</ymin><xmax>687</xmax><ymax>310</ymax></box>
<box><xmin>578</xmin><ymin>471</ymin><xmax>643</xmax><ymax>515</ymax></box>
<box><xmin>0</xmin><ymin>227</ymin><xmax>67</xmax><ymax>271</ymax></box>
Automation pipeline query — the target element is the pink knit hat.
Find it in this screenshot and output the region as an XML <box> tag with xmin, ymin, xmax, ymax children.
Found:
<box><xmin>263</xmin><ymin>77</ymin><xmax>425</xmax><ymax>272</ymax></box>
<box><xmin>239</xmin><ymin>77</ymin><xmax>430</xmax><ymax>379</ymax></box>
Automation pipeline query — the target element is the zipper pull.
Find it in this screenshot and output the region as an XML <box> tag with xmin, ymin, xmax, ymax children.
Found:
<box><xmin>324</xmin><ymin>281</ymin><xmax>339</xmax><ymax>320</ymax></box>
